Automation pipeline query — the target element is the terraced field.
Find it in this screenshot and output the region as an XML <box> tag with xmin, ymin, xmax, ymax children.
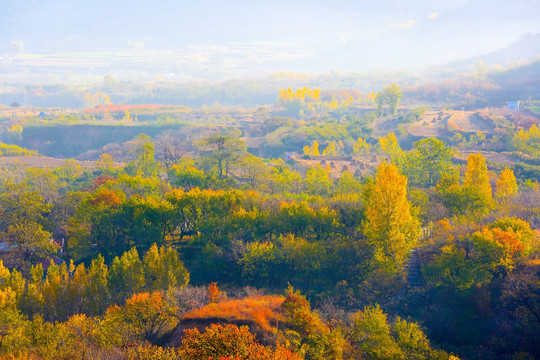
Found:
<box><xmin>0</xmin><ymin>156</ymin><xmax>99</xmax><ymax>170</ymax></box>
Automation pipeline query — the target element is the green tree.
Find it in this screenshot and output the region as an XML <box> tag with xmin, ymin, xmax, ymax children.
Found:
<box><xmin>399</xmin><ymin>138</ymin><xmax>454</xmax><ymax>187</ymax></box>
<box><xmin>89</xmin><ymin>195</ymin><xmax>174</xmax><ymax>259</ymax></box>
<box><xmin>384</xmin><ymin>84</ymin><xmax>403</xmax><ymax>115</ymax></box>
<box><xmin>54</xmin><ymin>159</ymin><xmax>83</xmax><ymax>188</ymax></box>
<box><xmin>282</xmin><ymin>286</ymin><xmax>344</xmax><ymax>360</ymax></box>
<box><xmin>40</xmin><ymin>261</ymin><xmax>72</xmax><ymax>321</ymax></box>
<box><xmin>437</xmin><ymin>169</ymin><xmax>485</xmax><ymax>215</ymax></box>
<box><xmin>304</xmin><ymin>165</ymin><xmax>333</xmax><ymax>196</ymax></box>
<box><xmin>335</xmin><ymin>171</ymin><xmax>362</xmax><ymax>194</ymax></box>
<box><xmin>392</xmin><ymin>317</ymin><xmax>447</xmax><ymax>360</ymax></box>
<box><xmin>375</xmin><ymin>91</ymin><xmax>385</xmax><ymax>117</ymax></box>
<box><xmin>168</xmin><ymin>157</ymin><xmax>208</xmax><ymax>190</ymax></box>
<box><xmin>109</xmin><ymin>248</ymin><xmax>145</xmax><ymax>303</ymax></box>
<box><xmin>198</xmin><ymin>134</ymin><xmax>246</xmax><ymax>178</ymax></box>
<box><xmin>24</xmin><ymin>168</ymin><xmax>60</xmax><ymax>203</ymax></box>
<box><xmin>239</xmin><ymin>241</ymin><xmax>284</xmax><ymax>287</ymax></box>
<box><xmin>349</xmin><ymin>305</ymin><xmax>448</xmax><ymax>360</ymax></box>
<box><xmin>81</xmin><ymin>255</ymin><xmax>110</xmax><ymax>316</ymax></box>
<box><xmin>0</xmin><ymin>181</ymin><xmax>51</xmax><ymax>230</ymax></box>
<box><xmin>350</xmin><ymin>304</ymin><xmax>403</xmax><ymax>359</ymax></box>
<box><xmin>125</xmin><ymin>134</ymin><xmax>161</xmax><ymax>177</ymax></box>
<box><xmin>143</xmin><ymin>244</ymin><xmax>190</xmax><ymax>292</ymax></box>
<box><xmin>280</xmin><ymin>234</ymin><xmax>327</xmax><ymax>288</ymax></box>
<box><xmin>234</xmin><ymin>153</ymin><xmax>270</xmax><ymax>190</ymax></box>
<box><xmin>0</xmin><ymin>181</ymin><xmax>54</xmax><ymax>271</ymax></box>
<box><xmin>274</xmin><ymin>202</ymin><xmax>340</xmax><ymax>240</ymax></box>
<box><xmin>96</xmin><ymin>153</ymin><xmax>116</xmax><ymax>175</ymax></box>
<box><xmin>4</xmin><ymin>222</ymin><xmax>55</xmax><ymax>267</ymax></box>
<box><xmin>268</xmin><ymin>160</ymin><xmax>303</xmax><ymax>194</ymax></box>
<box><xmin>378</xmin><ymin>133</ymin><xmax>403</xmax><ymax>162</ymax></box>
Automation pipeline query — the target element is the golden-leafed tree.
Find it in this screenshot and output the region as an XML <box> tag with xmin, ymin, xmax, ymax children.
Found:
<box><xmin>362</xmin><ymin>162</ymin><xmax>420</xmax><ymax>272</ymax></box>
<box><xmin>378</xmin><ymin>133</ymin><xmax>403</xmax><ymax>162</ymax></box>
<box><xmin>463</xmin><ymin>153</ymin><xmax>494</xmax><ymax>213</ymax></box>
<box><xmin>464</xmin><ymin>153</ymin><xmax>492</xmax><ymax>199</ymax></box>
<box><xmin>495</xmin><ymin>167</ymin><xmax>518</xmax><ymax>199</ymax></box>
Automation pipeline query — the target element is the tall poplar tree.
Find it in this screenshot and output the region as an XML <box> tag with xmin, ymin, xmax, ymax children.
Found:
<box><xmin>495</xmin><ymin>167</ymin><xmax>518</xmax><ymax>199</ymax></box>
<box><xmin>362</xmin><ymin>163</ymin><xmax>420</xmax><ymax>272</ymax></box>
<box><xmin>463</xmin><ymin>153</ymin><xmax>493</xmax><ymax>212</ymax></box>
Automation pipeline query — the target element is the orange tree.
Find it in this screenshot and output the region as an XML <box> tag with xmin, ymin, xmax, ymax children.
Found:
<box><xmin>179</xmin><ymin>323</ymin><xmax>301</xmax><ymax>360</ymax></box>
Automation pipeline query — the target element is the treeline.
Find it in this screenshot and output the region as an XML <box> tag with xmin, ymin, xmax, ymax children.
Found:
<box><xmin>4</xmin><ymin>58</ymin><xmax>539</xmax><ymax>109</ymax></box>
<box><xmin>0</xmin><ymin>244</ymin><xmax>188</xmax><ymax>321</ymax></box>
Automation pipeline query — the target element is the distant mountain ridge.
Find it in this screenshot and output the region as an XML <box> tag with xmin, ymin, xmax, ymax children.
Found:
<box><xmin>446</xmin><ymin>33</ymin><xmax>540</xmax><ymax>69</ymax></box>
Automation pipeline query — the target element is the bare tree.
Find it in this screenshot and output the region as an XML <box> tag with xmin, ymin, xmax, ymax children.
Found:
<box><xmin>155</xmin><ymin>130</ymin><xmax>187</xmax><ymax>169</ymax></box>
<box><xmin>169</xmin><ymin>285</ymin><xmax>208</xmax><ymax>317</ymax></box>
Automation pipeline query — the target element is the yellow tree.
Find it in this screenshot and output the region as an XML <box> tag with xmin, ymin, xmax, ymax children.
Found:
<box><xmin>362</xmin><ymin>163</ymin><xmax>420</xmax><ymax>272</ymax></box>
<box><xmin>353</xmin><ymin>137</ymin><xmax>372</xmax><ymax>155</ymax></box>
<box><xmin>495</xmin><ymin>167</ymin><xmax>518</xmax><ymax>199</ymax></box>
<box><xmin>463</xmin><ymin>153</ymin><xmax>493</xmax><ymax>211</ymax></box>
<box><xmin>84</xmin><ymin>255</ymin><xmax>110</xmax><ymax>316</ymax></box>
<box><xmin>97</xmin><ymin>153</ymin><xmax>116</xmax><ymax>175</ymax></box>
<box><xmin>0</xmin><ymin>287</ymin><xmax>28</xmax><ymax>353</ymax></box>
<box><xmin>123</xmin><ymin>110</ymin><xmax>132</xmax><ymax>122</ymax></box>
<box><xmin>57</xmin><ymin>314</ymin><xmax>99</xmax><ymax>360</ymax></box>
<box><xmin>41</xmin><ymin>261</ymin><xmax>71</xmax><ymax>321</ymax></box>
<box><xmin>103</xmin><ymin>292</ymin><xmax>177</xmax><ymax>344</ymax></box>
<box><xmin>310</xmin><ymin>141</ymin><xmax>320</xmax><ymax>156</ymax></box>
<box><xmin>0</xmin><ymin>261</ymin><xmax>25</xmax><ymax>302</ymax></box>
<box><xmin>323</xmin><ymin>142</ymin><xmax>338</xmax><ymax>156</ymax></box>
<box><xmin>378</xmin><ymin>133</ymin><xmax>403</xmax><ymax>162</ymax></box>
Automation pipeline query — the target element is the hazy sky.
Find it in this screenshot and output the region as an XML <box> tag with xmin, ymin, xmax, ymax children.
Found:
<box><xmin>2</xmin><ymin>0</ymin><xmax>540</xmax><ymax>78</ymax></box>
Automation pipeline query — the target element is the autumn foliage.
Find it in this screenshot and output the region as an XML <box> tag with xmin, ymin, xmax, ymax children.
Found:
<box><xmin>179</xmin><ymin>323</ymin><xmax>301</xmax><ymax>360</ymax></box>
<box><xmin>183</xmin><ymin>295</ymin><xmax>285</xmax><ymax>332</ymax></box>
<box><xmin>104</xmin><ymin>291</ymin><xmax>177</xmax><ymax>343</ymax></box>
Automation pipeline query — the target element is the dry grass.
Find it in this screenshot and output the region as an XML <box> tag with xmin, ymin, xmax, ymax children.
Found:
<box><xmin>0</xmin><ymin>156</ymin><xmax>98</xmax><ymax>170</ymax></box>
<box><xmin>410</xmin><ymin>110</ymin><xmax>499</xmax><ymax>136</ymax></box>
<box><xmin>448</xmin><ymin>111</ymin><xmax>495</xmax><ymax>133</ymax></box>
<box><xmin>457</xmin><ymin>151</ymin><xmax>519</xmax><ymax>166</ymax></box>
<box><xmin>182</xmin><ymin>295</ymin><xmax>285</xmax><ymax>332</ymax></box>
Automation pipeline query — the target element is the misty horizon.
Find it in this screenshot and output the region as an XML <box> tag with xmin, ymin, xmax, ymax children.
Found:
<box><xmin>2</xmin><ymin>0</ymin><xmax>540</xmax><ymax>82</ymax></box>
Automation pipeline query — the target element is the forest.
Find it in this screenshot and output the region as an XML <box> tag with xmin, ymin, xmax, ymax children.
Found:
<box><xmin>0</xmin><ymin>61</ymin><xmax>539</xmax><ymax>360</ymax></box>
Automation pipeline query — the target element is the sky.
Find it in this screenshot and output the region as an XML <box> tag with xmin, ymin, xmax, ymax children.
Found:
<box><xmin>2</xmin><ymin>0</ymin><xmax>540</xmax><ymax>79</ymax></box>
